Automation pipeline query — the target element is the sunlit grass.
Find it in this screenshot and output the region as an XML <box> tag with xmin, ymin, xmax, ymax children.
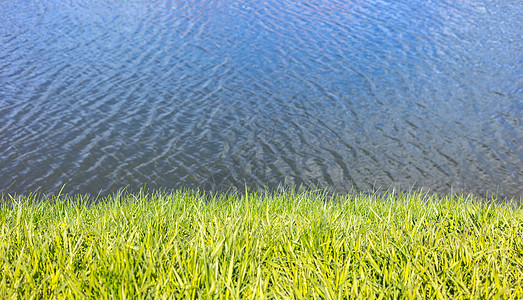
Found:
<box><xmin>1</xmin><ymin>189</ymin><xmax>522</xmax><ymax>299</ymax></box>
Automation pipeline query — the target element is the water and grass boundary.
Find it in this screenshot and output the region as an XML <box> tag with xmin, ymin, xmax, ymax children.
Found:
<box><xmin>1</xmin><ymin>189</ymin><xmax>522</xmax><ymax>298</ymax></box>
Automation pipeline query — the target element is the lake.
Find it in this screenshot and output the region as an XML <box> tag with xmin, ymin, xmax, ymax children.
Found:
<box><xmin>1</xmin><ymin>0</ymin><xmax>521</xmax><ymax>198</ymax></box>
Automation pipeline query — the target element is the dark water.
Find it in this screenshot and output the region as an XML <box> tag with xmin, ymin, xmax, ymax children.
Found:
<box><xmin>1</xmin><ymin>0</ymin><xmax>522</xmax><ymax>198</ymax></box>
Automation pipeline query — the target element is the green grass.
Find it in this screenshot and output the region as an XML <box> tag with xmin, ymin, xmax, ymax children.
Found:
<box><xmin>0</xmin><ymin>189</ymin><xmax>522</xmax><ymax>299</ymax></box>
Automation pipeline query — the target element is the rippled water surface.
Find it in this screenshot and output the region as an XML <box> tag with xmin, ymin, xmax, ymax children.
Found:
<box><xmin>1</xmin><ymin>0</ymin><xmax>522</xmax><ymax>198</ymax></box>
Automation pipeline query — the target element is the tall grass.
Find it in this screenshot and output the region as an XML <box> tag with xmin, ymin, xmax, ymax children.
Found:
<box><xmin>0</xmin><ymin>189</ymin><xmax>522</xmax><ymax>299</ymax></box>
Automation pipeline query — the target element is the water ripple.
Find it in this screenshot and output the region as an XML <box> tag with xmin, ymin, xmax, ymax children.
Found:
<box><xmin>0</xmin><ymin>0</ymin><xmax>521</xmax><ymax>199</ymax></box>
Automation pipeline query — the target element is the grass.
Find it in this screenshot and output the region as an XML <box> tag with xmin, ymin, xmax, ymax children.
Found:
<box><xmin>0</xmin><ymin>188</ymin><xmax>522</xmax><ymax>299</ymax></box>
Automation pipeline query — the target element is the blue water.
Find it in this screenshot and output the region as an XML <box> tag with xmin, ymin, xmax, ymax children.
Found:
<box><xmin>1</xmin><ymin>0</ymin><xmax>522</xmax><ymax>198</ymax></box>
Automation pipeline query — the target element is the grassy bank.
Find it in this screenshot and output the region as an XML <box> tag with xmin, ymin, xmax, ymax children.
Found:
<box><xmin>1</xmin><ymin>189</ymin><xmax>522</xmax><ymax>299</ymax></box>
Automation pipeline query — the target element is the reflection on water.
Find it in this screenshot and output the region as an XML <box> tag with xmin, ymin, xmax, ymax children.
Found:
<box><xmin>0</xmin><ymin>0</ymin><xmax>521</xmax><ymax>198</ymax></box>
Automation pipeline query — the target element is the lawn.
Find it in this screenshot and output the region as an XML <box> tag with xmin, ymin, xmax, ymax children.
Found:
<box><xmin>1</xmin><ymin>189</ymin><xmax>522</xmax><ymax>299</ymax></box>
